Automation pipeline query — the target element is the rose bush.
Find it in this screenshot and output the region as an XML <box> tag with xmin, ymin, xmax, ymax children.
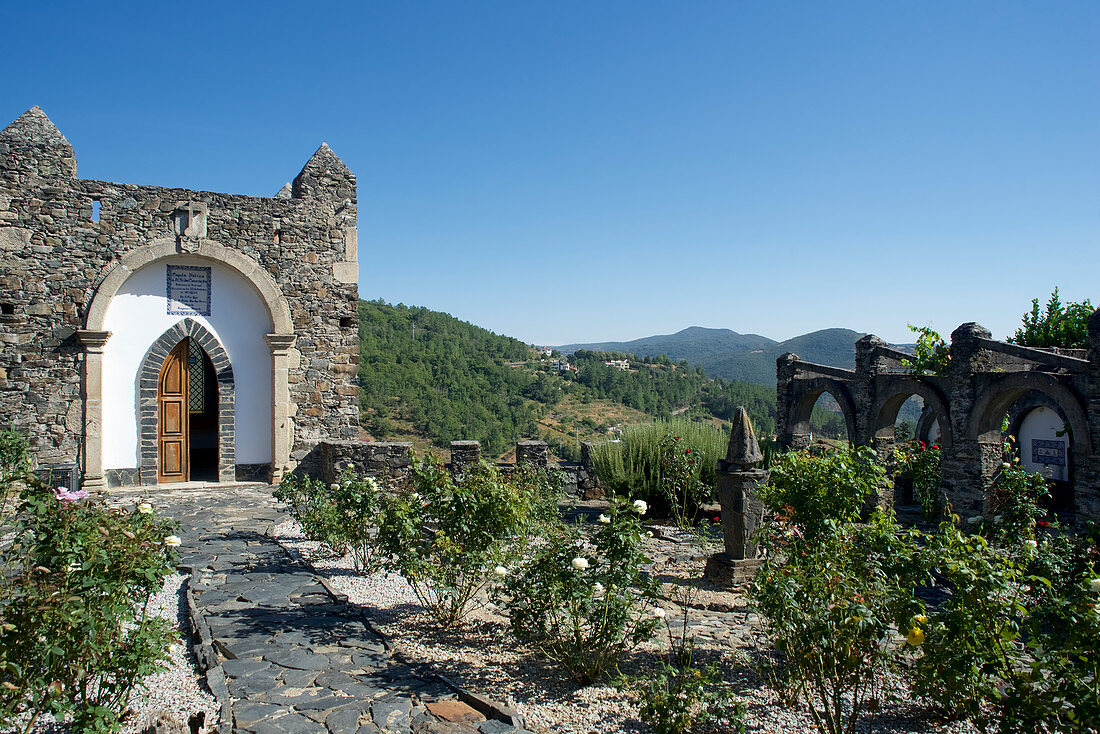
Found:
<box><xmin>500</xmin><ymin>499</ymin><xmax>660</xmax><ymax>684</ymax></box>
<box><xmin>0</xmin><ymin>430</ymin><xmax>180</xmax><ymax>733</ymax></box>
<box><xmin>377</xmin><ymin>455</ymin><xmax>559</xmax><ymax>626</ymax></box>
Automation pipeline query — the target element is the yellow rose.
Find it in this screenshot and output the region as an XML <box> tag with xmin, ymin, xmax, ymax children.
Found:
<box><xmin>906</xmin><ymin>627</ymin><xmax>925</xmax><ymax>647</ymax></box>
<box><xmin>913</xmin><ymin>614</ymin><xmax>928</xmax><ymax>625</ymax></box>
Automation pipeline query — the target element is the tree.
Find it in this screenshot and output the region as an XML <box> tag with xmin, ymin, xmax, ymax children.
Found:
<box><xmin>1010</xmin><ymin>288</ymin><xmax>1093</xmax><ymax>349</ymax></box>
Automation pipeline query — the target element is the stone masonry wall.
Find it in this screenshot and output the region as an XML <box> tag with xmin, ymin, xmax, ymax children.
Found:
<box><xmin>775</xmin><ymin>318</ymin><xmax>1100</xmax><ymax>522</ymax></box>
<box><xmin>0</xmin><ymin>107</ymin><xmax>359</xmax><ymax>480</ymax></box>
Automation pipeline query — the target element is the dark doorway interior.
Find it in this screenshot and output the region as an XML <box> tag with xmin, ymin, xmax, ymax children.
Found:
<box><xmin>187</xmin><ymin>340</ymin><xmax>219</xmax><ymax>481</ymax></box>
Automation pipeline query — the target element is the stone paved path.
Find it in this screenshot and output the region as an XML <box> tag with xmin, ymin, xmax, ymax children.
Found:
<box><xmin>110</xmin><ymin>485</ymin><xmax>529</xmax><ymax>734</ymax></box>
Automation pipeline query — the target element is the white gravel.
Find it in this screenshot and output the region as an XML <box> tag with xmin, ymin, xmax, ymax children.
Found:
<box><xmin>1</xmin><ymin>573</ymin><xmax>219</xmax><ymax>734</ymax></box>
<box><xmin>272</xmin><ymin>519</ymin><xmax>981</xmax><ymax>734</ymax></box>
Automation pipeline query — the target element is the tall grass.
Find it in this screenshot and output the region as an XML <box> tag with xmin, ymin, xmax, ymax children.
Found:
<box><xmin>589</xmin><ymin>419</ymin><xmax>730</xmax><ymax>509</ymax></box>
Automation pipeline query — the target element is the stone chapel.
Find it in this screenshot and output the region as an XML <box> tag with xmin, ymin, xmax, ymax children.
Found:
<box><xmin>0</xmin><ymin>106</ymin><xmax>360</xmax><ymax>489</ymax></box>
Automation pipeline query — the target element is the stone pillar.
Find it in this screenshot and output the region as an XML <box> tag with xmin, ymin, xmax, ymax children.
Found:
<box><xmin>1083</xmin><ymin>309</ymin><xmax>1100</xmax><ymax>519</ymax></box>
<box><xmin>854</xmin><ymin>334</ymin><xmax>888</xmax><ymax>451</ymax></box>
<box><xmin>450</xmin><ymin>440</ymin><xmax>480</xmax><ymax>474</ymax></box>
<box><xmin>705</xmin><ymin>407</ymin><xmax>768</xmax><ymax>584</ymax></box>
<box><xmin>77</xmin><ymin>330</ymin><xmax>111</xmax><ymax>493</ymax></box>
<box><xmin>775</xmin><ymin>353</ymin><xmax>802</xmax><ymax>449</ymax></box>
<box><xmin>516</xmin><ymin>440</ymin><xmax>549</xmax><ymax>468</ymax></box>
<box><xmin>577</xmin><ymin>441</ymin><xmax>604</xmax><ymax>499</ymax></box>
<box><xmin>941</xmin><ymin>323</ymin><xmax>992</xmax><ymax>518</ymax></box>
<box><xmin>265</xmin><ymin>334</ymin><xmax>297</xmax><ymax>484</ymax></box>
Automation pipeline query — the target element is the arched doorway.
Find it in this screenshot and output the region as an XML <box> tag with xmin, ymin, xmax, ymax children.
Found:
<box><xmin>82</xmin><ymin>238</ymin><xmax>295</xmax><ymax>489</ymax></box>
<box><xmin>157</xmin><ymin>338</ymin><xmax>220</xmax><ymax>482</ymax></box>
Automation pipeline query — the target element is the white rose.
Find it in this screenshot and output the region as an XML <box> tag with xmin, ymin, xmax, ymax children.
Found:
<box><xmin>1002</xmin><ymin>462</ymin><xmax>1011</xmax><ymax>470</ymax></box>
<box><xmin>633</xmin><ymin>500</ymin><xmax>648</xmax><ymax>515</ymax></box>
<box><xmin>494</xmin><ymin>566</ymin><xmax>508</xmax><ymax>577</ymax></box>
<box><xmin>652</xmin><ymin>607</ymin><xmax>665</xmax><ymax>619</ymax></box>
<box><xmin>1089</xmin><ymin>578</ymin><xmax>1100</xmax><ymax>594</ymax></box>
<box><xmin>136</xmin><ymin>502</ymin><xmax>153</xmax><ymax>515</ymax></box>
<box><xmin>598</xmin><ymin>514</ymin><xmax>611</xmax><ymax>524</ymax></box>
<box><xmin>330</xmin><ymin>483</ymin><xmax>340</xmax><ymax>491</ymax></box>
<box><xmin>571</xmin><ymin>557</ymin><xmax>590</xmax><ymax>571</ymax></box>
<box><xmin>163</xmin><ymin>535</ymin><xmax>182</xmax><ymax>548</ymax></box>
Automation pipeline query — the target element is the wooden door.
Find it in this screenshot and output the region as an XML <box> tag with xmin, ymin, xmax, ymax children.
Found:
<box><xmin>158</xmin><ymin>339</ymin><xmax>189</xmax><ymax>482</ymax></box>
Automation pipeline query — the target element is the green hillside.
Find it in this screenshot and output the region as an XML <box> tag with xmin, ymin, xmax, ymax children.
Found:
<box><xmin>560</xmin><ymin>327</ymin><xmax>913</xmax><ymax>386</ymax></box>
<box><xmin>357</xmin><ymin>300</ymin><xmax>847</xmax><ymax>459</ymax></box>
<box><xmin>558</xmin><ymin>327</ymin><xmax>775</xmax><ymax>365</ymax></box>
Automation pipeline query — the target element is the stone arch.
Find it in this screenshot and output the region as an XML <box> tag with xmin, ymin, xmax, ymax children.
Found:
<box><xmin>871</xmin><ymin>378</ymin><xmax>953</xmax><ymax>448</ymax></box>
<box><xmin>969</xmin><ymin>372</ymin><xmax>1092</xmax><ymax>455</ymax></box>
<box><xmin>84</xmin><ymin>238</ymin><xmax>292</xmax><ymax>334</ymax></box>
<box><xmin>787</xmin><ymin>377</ymin><xmax>857</xmax><ymax>444</ymax></box>
<box><xmin>80</xmin><ymin>239</ymin><xmax>296</xmax><ymax>489</ymax></box>
<box><xmin>915</xmin><ymin>409</ymin><xmax>943</xmax><ymax>445</ymax></box>
<box><xmin>137</xmin><ymin>319</ymin><xmax>235</xmax><ymax>484</ymax></box>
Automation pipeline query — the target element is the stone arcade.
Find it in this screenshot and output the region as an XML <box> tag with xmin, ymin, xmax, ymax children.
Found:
<box><xmin>0</xmin><ymin>107</ymin><xmax>360</xmax><ymax>489</ymax></box>
<box><xmin>775</xmin><ymin>318</ymin><xmax>1100</xmax><ymax>521</ymax></box>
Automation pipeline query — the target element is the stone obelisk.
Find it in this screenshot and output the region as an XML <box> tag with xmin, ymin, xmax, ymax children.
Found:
<box><xmin>704</xmin><ymin>407</ymin><xmax>767</xmax><ymax>583</ymax></box>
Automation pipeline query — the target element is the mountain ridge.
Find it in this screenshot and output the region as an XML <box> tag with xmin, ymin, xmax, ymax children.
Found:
<box><xmin>558</xmin><ymin>326</ymin><xmax>913</xmax><ymax>385</ymax></box>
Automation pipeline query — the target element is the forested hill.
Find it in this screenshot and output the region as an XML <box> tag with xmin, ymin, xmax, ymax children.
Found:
<box><xmin>357</xmin><ymin>299</ymin><xmax>539</xmax><ymax>454</ymax></box>
<box><xmin>357</xmin><ymin>300</ymin><xmax>847</xmax><ymax>458</ymax></box>
<box><xmin>559</xmin><ymin>327</ymin><xmax>912</xmax><ymax>385</ymax></box>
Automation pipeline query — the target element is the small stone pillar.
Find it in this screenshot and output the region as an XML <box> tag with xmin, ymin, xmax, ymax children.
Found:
<box><xmin>449</xmin><ymin>441</ymin><xmax>481</xmax><ymax>474</ymax></box>
<box><xmin>578</xmin><ymin>441</ymin><xmax>604</xmax><ymax>499</ymax></box>
<box><xmin>76</xmin><ymin>329</ymin><xmax>112</xmax><ymax>493</ymax></box>
<box><xmin>705</xmin><ymin>407</ymin><xmax>768</xmax><ymax>584</ymax></box>
<box><xmin>515</xmin><ymin>440</ymin><xmax>549</xmax><ymax>468</ymax></box>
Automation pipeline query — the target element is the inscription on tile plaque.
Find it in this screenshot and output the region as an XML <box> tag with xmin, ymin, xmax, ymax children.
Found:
<box><xmin>166</xmin><ymin>264</ymin><xmax>211</xmax><ymax>316</ymax></box>
<box><xmin>1032</xmin><ymin>439</ymin><xmax>1066</xmax><ymax>467</ymax></box>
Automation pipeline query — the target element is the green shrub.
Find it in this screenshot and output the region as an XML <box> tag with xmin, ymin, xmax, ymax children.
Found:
<box><xmin>999</xmin><ymin>524</ymin><xmax>1100</xmax><ymax>733</ymax></box>
<box><xmin>275</xmin><ymin>470</ymin><xmax>385</xmax><ymax>574</ymax></box>
<box><xmin>0</xmin><ymin>476</ymin><xmax>180</xmax><ymax>733</ymax></box>
<box><xmin>500</xmin><ymin>499</ymin><xmax>660</xmax><ymax>685</ymax></box>
<box><xmin>377</xmin><ymin>455</ymin><xmax>557</xmax><ymax>626</ymax></box>
<box><xmin>1010</xmin><ymin>288</ymin><xmax>1093</xmax><ymax>349</ymax></box>
<box><xmin>892</xmin><ymin>440</ymin><xmax>943</xmax><ymax>520</ymax></box>
<box><xmin>626</xmin><ymin>662</ymin><xmax>746</xmax><ymax>734</ymax></box>
<box><xmin>988</xmin><ymin>452</ymin><xmax>1049</xmax><ymax>541</ymax></box>
<box><xmin>589</xmin><ymin>419</ymin><xmax>727</xmax><ymax>515</ymax></box>
<box><xmin>751</xmin><ymin>510</ymin><xmax>923</xmax><ymax>734</ymax></box>
<box><xmin>910</xmin><ymin>513</ymin><xmax>1026</xmax><ymax>724</ymax></box>
<box><xmin>902</xmin><ymin>324</ymin><xmax>950</xmax><ymax>376</ymax></box>
<box><xmin>757</xmin><ymin>445</ymin><xmax>887</xmax><ymax>538</ymax></box>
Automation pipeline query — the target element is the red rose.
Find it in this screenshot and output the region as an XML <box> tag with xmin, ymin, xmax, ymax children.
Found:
<box><xmin>685</xmin><ymin>448</ymin><xmax>691</xmax><ymax>454</ymax></box>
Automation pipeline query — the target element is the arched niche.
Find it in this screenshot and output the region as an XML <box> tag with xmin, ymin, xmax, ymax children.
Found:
<box><xmin>80</xmin><ymin>239</ymin><xmax>296</xmax><ymax>488</ymax></box>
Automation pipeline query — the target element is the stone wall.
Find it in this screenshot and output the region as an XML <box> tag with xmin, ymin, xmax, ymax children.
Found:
<box><xmin>0</xmin><ymin>107</ymin><xmax>360</xmax><ymax>484</ymax></box>
<box><xmin>303</xmin><ymin>439</ymin><xmax>603</xmax><ymax>500</ymax></box>
<box><xmin>775</xmin><ymin>317</ymin><xmax>1100</xmax><ymax>521</ymax></box>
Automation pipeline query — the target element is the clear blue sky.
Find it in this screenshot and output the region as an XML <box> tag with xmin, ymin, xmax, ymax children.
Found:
<box><xmin>4</xmin><ymin>2</ymin><xmax>1097</xmax><ymax>345</ymax></box>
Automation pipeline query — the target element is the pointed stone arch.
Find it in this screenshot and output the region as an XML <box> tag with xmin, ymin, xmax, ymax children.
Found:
<box><xmin>137</xmin><ymin>319</ymin><xmax>235</xmax><ymax>485</ymax></box>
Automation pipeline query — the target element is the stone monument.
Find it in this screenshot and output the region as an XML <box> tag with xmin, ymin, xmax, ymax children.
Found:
<box><xmin>704</xmin><ymin>407</ymin><xmax>767</xmax><ymax>583</ymax></box>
